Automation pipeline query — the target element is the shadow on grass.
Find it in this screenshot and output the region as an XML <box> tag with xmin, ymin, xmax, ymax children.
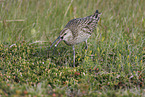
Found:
<box><xmin>48</xmin><ymin>46</ymin><xmax>86</xmax><ymax>67</ymax></box>
<box><xmin>6</xmin><ymin>42</ymin><xmax>86</xmax><ymax>67</ymax></box>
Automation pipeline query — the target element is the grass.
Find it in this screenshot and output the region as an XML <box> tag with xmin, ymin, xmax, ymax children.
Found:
<box><xmin>0</xmin><ymin>0</ymin><xmax>145</xmax><ymax>96</ymax></box>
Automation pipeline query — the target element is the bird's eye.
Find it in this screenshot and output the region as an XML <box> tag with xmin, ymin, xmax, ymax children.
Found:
<box><xmin>61</xmin><ymin>36</ymin><xmax>63</xmax><ymax>39</ymax></box>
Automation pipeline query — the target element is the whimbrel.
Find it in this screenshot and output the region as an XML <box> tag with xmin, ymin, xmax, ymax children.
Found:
<box><xmin>50</xmin><ymin>10</ymin><xmax>102</xmax><ymax>67</ymax></box>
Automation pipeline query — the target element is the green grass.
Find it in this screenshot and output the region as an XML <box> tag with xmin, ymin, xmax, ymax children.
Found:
<box><xmin>0</xmin><ymin>0</ymin><xmax>145</xmax><ymax>96</ymax></box>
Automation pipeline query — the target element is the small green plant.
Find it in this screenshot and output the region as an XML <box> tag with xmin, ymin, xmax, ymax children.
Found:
<box><xmin>0</xmin><ymin>0</ymin><xmax>144</xmax><ymax>96</ymax></box>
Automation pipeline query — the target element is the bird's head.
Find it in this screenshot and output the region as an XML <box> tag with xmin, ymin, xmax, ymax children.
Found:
<box><xmin>50</xmin><ymin>28</ymin><xmax>73</xmax><ymax>49</ymax></box>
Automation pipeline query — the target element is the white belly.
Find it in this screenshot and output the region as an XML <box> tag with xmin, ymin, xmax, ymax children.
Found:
<box><xmin>74</xmin><ymin>31</ymin><xmax>91</xmax><ymax>44</ymax></box>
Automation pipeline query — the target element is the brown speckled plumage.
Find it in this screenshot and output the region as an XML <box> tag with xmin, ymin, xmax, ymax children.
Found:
<box><xmin>50</xmin><ymin>10</ymin><xmax>102</xmax><ymax>67</ymax></box>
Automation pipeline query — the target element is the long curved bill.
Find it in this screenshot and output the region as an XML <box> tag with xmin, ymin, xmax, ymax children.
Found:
<box><xmin>50</xmin><ymin>36</ymin><xmax>62</xmax><ymax>49</ymax></box>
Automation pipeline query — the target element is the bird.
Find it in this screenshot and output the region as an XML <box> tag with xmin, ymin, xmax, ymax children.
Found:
<box><xmin>50</xmin><ymin>10</ymin><xmax>102</xmax><ymax>67</ymax></box>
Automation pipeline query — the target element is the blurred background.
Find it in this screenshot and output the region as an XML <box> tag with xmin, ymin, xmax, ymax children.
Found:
<box><xmin>0</xmin><ymin>0</ymin><xmax>144</xmax><ymax>45</ymax></box>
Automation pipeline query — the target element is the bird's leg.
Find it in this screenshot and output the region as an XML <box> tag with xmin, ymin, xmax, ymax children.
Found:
<box><xmin>73</xmin><ymin>45</ymin><xmax>75</xmax><ymax>67</ymax></box>
<box><xmin>84</xmin><ymin>40</ymin><xmax>88</xmax><ymax>58</ymax></box>
<box><xmin>85</xmin><ymin>40</ymin><xmax>88</xmax><ymax>50</ymax></box>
